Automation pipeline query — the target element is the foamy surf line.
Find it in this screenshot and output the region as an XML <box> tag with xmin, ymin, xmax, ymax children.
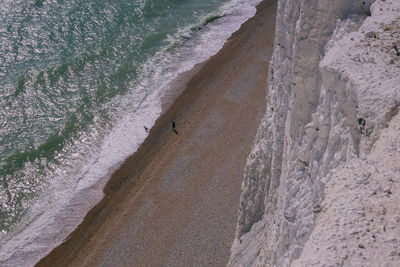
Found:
<box><xmin>0</xmin><ymin>0</ymin><xmax>262</xmax><ymax>265</ymax></box>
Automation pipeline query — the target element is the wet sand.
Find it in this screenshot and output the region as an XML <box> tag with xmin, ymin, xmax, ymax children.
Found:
<box><xmin>36</xmin><ymin>0</ymin><xmax>277</xmax><ymax>266</ymax></box>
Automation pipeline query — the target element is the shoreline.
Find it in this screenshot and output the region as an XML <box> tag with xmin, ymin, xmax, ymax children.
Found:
<box><xmin>36</xmin><ymin>0</ymin><xmax>277</xmax><ymax>265</ymax></box>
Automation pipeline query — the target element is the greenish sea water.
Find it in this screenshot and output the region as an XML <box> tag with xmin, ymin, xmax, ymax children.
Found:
<box><xmin>0</xmin><ymin>0</ymin><xmax>261</xmax><ymax>264</ymax></box>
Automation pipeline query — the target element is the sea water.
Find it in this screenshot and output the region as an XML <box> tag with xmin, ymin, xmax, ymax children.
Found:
<box><xmin>0</xmin><ymin>0</ymin><xmax>261</xmax><ymax>265</ymax></box>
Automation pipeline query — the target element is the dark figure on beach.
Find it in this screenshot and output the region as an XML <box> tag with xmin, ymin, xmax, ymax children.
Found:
<box><xmin>144</xmin><ymin>126</ymin><xmax>149</xmax><ymax>133</ymax></box>
<box><xmin>394</xmin><ymin>45</ymin><xmax>400</xmax><ymax>56</ymax></box>
<box><xmin>171</xmin><ymin>120</ymin><xmax>178</xmax><ymax>134</ymax></box>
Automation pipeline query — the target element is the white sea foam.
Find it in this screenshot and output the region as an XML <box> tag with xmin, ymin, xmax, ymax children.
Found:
<box><xmin>0</xmin><ymin>0</ymin><xmax>262</xmax><ymax>265</ymax></box>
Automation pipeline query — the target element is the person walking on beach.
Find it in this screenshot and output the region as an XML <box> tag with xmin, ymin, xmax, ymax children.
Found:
<box><xmin>172</xmin><ymin>120</ymin><xmax>178</xmax><ymax>134</ymax></box>
<box><xmin>394</xmin><ymin>45</ymin><xmax>400</xmax><ymax>56</ymax></box>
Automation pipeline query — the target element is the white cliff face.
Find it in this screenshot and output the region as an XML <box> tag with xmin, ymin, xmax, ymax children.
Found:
<box><xmin>230</xmin><ymin>0</ymin><xmax>400</xmax><ymax>266</ymax></box>
<box><xmin>292</xmin><ymin>114</ymin><xmax>400</xmax><ymax>266</ymax></box>
<box><xmin>293</xmin><ymin>1</ymin><xmax>400</xmax><ymax>265</ymax></box>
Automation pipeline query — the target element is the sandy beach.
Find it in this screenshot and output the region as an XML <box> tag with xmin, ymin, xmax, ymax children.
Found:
<box><xmin>36</xmin><ymin>0</ymin><xmax>276</xmax><ymax>266</ymax></box>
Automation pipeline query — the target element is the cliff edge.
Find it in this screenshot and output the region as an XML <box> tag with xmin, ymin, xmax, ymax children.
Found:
<box><xmin>230</xmin><ymin>0</ymin><xmax>400</xmax><ymax>266</ymax></box>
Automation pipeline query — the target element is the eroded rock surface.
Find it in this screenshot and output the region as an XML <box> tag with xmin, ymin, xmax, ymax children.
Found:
<box><xmin>230</xmin><ymin>0</ymin><xmax>400</xmax><ymax>266</ymax></box>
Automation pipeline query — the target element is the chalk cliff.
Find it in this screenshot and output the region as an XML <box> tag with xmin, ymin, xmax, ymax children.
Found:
<box><xmin>230</xmin><ymin>0</ymin><xmax>400</xmax><ymax>266</ymax></box>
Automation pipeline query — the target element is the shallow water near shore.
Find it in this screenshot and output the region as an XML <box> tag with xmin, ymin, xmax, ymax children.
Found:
<box><xmin>0</xmin><ymin>0</ymin><xmax>262</xmax><ymax>265</ymax></box>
